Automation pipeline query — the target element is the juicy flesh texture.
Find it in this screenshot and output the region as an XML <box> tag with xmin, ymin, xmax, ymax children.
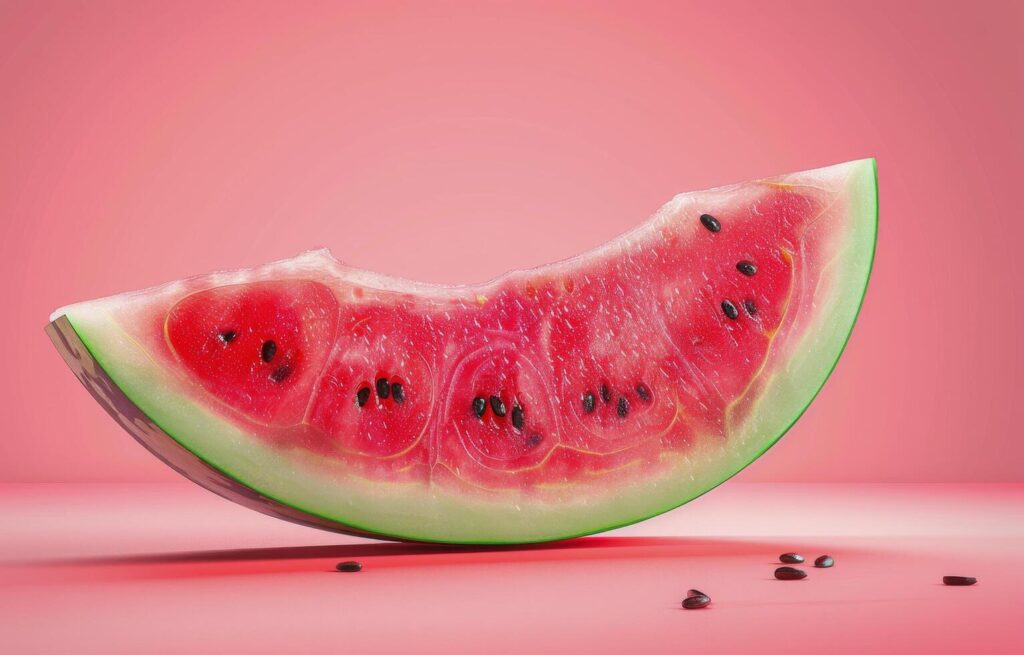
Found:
<box><xmin>160</xmin><ymin>187</ymin><xmax>807</xmax><ymax>496</ymax></box>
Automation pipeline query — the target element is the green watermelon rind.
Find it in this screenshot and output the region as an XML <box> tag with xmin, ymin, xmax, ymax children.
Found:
<box><xmin>61</xmin><ymin>159</ymin><xmax>878</xmax><ymax>544</ymax></box>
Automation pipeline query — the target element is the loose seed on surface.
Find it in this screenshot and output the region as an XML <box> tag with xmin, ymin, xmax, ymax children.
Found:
<box><xmin>472</xmin><ymin>396</ymin><xmax>487</xmax><ymax>418</ymax></box>
<box><xmin>511</xmin><ymin>405</ymin><xmax>525</xmax><ymax>431</ymax></box>
<box><xmin>356</xmin><ymin>387</ymin><xmax>371</xmax><ymax>408</ymax></box>
<box><xmin>737</xmin><ymin>261</ymin><xmax>757</xmax><ymax>276</ymax></box>
<box><xmin>743</xmin><ymin>300</ymin><xmax>758</xmax><ymax>316</ymax></box>
<box><xmin>943</xmin><ymin>576</ymin><xmax>977</xmax><ymax>586</ymax></box>
<box><xmin>582</xmin><ymin>391</ymin><xmax>596</xmax><ymax>413</ymax></box>
<box><xmin>336</xmin><ymin>561</ymin><xmax>362</xmax><ymax>573</ymax></box>
<box><xmin>774</xmin><ymin>566</ymin><xmax>807</xmax><ymax>580</ymax></box>
<box><xmin>218</xmin><ymin>330</ymin><xmax>237</xmax><ymax>343</ymax></box>
<box><xmin>636</xmin><ymin>383</ymin><xmax>652</xmax><ymax>402</ymax></box>
<box><xmin>600</xmin><ymin>384</ymin><xmax>612</xmax><ymax>403</ymax></box>
<box><xmin>490</xmin><ymin>395</ymin><xmax>507</xmax><ymax>417</ymax></box>
<box><xmin>814</xmin><ymin>555</ymin><xmax>834</xmax><ymax>568</ymax></box>
<box><xmin>269</xmin><ymin>364</ymin><xmax>292</xmax><ymax>383</ymax></box>
<box><xmin>617</xmin><ymin>396</ymin><xmax>630</xmax><ymax>418</ymax></box>
<box><xmin>722</xmin><ymin>300</ymin><xmax>739</xmax><ymax>320</ymax></box>
<box><xmin>376</xmin><ymin>377</ymin><xmax>390</xmax><ymax>399</ymax></box>
<box><xmin>780</xmin><ymin>553</ymin><xmax>805</xmax><ymax>564</ymax></box>
<box><xmin>687</xmin><ymin>589</ymin><xmax>706</xmax><ymax>598</ymax></box>
<box><xmin>699</xmin><ymin>213</ymin><xmax>721</xmax><ymax>233</ymax></box>
<box><xmin>390</xmin><ymin>382</ymin><xmax>405</xmax><ymax>404</ymax></box>
<box><xmin>260</xmin><ymin>340</ymin><xmax>277</xmax><ymax>363</ymax></box>
<box><xmin>682</xmin><ymin>594</ymin><xmax>711</xmax><ymax>609</ymax></box>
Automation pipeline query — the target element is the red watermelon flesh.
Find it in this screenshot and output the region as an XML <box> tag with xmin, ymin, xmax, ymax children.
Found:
<box><xmin>48</xmin><ymin>159</ymin><xmax>877</xmax><ymax>543</ymax></box>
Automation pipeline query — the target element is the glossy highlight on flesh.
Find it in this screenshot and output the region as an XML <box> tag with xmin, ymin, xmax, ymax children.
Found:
<box><xmin>47</xmin><ymin>159</ymin><xmax>878</xmax><ymax>543</ymax></box>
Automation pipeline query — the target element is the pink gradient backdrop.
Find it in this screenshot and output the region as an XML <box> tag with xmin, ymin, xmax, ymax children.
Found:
<box><xmin>1</xmin><ymin>1</ymin><xmax>1021</xmax><ymax>483</ymax></box>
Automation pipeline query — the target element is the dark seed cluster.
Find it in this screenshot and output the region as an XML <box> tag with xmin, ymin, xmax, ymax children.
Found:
<box><xmin>473</xmin><ymin>395</ymin><xmax>527</xmax><ymax>433</ymax></box>
<box><xmin>356</xmin><ymin>376</ymin><xmax>405</xmax><ymax>407</ymax></box>
<box><xmin>697</xmin><ymin>213</ymin><xmax>763</xmax><ymax>323</ymax></box>
<box><xmin>582</xmin><ymin>381</ymin><xmax>652</xmax><ymax>418</ymax></box>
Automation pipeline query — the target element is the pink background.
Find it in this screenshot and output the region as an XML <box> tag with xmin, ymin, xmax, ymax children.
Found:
<box><xmin>1</xmin><ymin>1</ymin><xmax>1021</xmax><ymax>483</ymax></box>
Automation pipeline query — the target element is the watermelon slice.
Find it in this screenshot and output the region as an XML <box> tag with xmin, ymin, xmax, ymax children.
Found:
<box><xmin>47</xmin><ymin>159</ymin><xmax>877</xmax><ymax>543</ymax></box>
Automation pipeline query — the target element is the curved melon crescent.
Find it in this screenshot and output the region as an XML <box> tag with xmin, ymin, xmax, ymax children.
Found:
<box><xmin>47</xmin><ymin>159</ymin><xmax>877</xmax><ymax>544</ymax></box>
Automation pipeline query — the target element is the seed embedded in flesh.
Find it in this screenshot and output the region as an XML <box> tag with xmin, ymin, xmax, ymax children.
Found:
<box><xmin>528</xmin><ymin>433</ymin><xmax>543</xmax><ymax>446</ymax></box>
<box><xmin>814</xmin><ymin>555</ymin><xmax>834</xmax><ymax>568</ymax></box>
<box><xmin>600</xmin><ymin>384</ymin><xmax>612</xmax><ymax>403</ymax></box>
<box><xmin>490</xmin><ymin>395</ymin><xmax>507</xmax><ymax>417</ymax></box>
<box><xmin>636</xmin><ymin>383</ymin><xmax>652</xmax><ymax>402</ymax></box>
<box><xmin>743</xmin><ymin>300</ymin><xmax>758</xmax><ymax>316</ymax></box>
<box><xmin>269</xmin><ymin>364</ymin><xmax>292</xmax><ymax>383</ymax></box>
<box><xmin>336</xmin><ymin>561</ymin><xmax>362</xmax><ymax>573</ymax></box>
<box><xmin>699</xmin><ymin>213</ymin><xmax>721</xmax><ymax>233</ymax></box>
<box><xmin>391</xmin><ymin>382</ymin><xmax>405</xmax><ymax>404</ymax></box>
<box><xmin>617</xmin><ymin>396</ymin><xmax>630</xmax><ymax>418</ymax></box>
<box><xmin>376</xmin><ymin>377</ymin><xmax>390</xmax><ymax>399</ymax></box>
<box><xmin>943</xmin><ymin>576</ymin><xmax>977</xmax><ymax>586</ymax></box>
<box><xmin>774</xmin><ymin>566</ymin><xmax>807</xmax><ymax>580</ymax></box>
<box><xmin>260</xmin><ymin>340</ymin><xmax>277</xmax><ymax>362</ymax></box>
<box><xmin>582</xmin><ymin>391</ymin><xmax>596</xmax><ymax>413</ymax></box>
<box><xmin>472</xmin><ymin>396</ymin><xmax>487</xmax><ymax>418</ymax></box>
<box><xmin>780</xmin><ymin>553</ymin><xmax>805</xmax><ymax>564</ymax></box>
<box><xmin>356</xmin><ymin>387</ymin><xmax>371</xmax><ymax>407</ymax></box>
<box><xmin>682</xmin><ymin>594</ymin><xmax>711</xmax><ymax>609</ymax></box>
<box><xmin>218</xmin><ymin>330</ymin><xmax>237</xmax><ymax>343</ymax></box>
<box><xmin>511</xmin><ymin>405</ymin><xmax>525</xmax><ymax>431</ymax></box>
<box><xmin>737</xmin><ymin>261</ymin><xmax>757</xmax><ymax>276</ymax></box>
<box><xmin>722</xmin><ymin>300</ymin><xmax>739</xmax><ymax>320</ymax></box>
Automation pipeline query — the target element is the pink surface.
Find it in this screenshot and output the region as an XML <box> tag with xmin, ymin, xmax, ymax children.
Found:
<box><xmin>1</xmin><ymin>3</ymin><xmax>1021</xmax><ymax>485</ymax></box>
<box><xmin>2</xmin><ymin>482</ymin><xmax>1022</xmax><ymax>654</ymax></box>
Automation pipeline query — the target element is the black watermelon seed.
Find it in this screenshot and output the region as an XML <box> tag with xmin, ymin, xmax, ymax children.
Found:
<box><xmin>699</xmin><ymin>213</ymin><xmax>721</xmax><ymax>233</ymax></box>
<box><xmin>356</xmin><ymin>387</ymin><xmax>371</xmax><ymax>407</ymax></box>
<box><xmin>722</xmin><ymin>300</ymin><xmax>739</xmax><ymax>320</ymax></box>
<box><xmin>511</xmin><ymin>405</ymin><xmax>525</xmax><ymax>431</ymax></box>
<box><xmin>737</xmin><ymin>261</ymin><xmax>757</xmax><ymax>276</ymax></box>
<box><xmin>687</xmin><ymin>589</ymin><xmax>706</xmax><ymax>598</ymax></box>
<box><xmin>600</xmin><ymin>384</ymin><xmax>612</xmax><ymax>403</ymax></box>
<box><xmin>617</xmin><ymin>396</ymin><xmax>630</xmax><ymax>418</ymax></box>
<box><xmin>336</xmin><ymin>561</ymin><xmax>362</xmax><ymax>573</ymax></box>
<box><xmin>375</xmin><ymin>377</ymin><xmax>390</xmax><ymax>399</ymax></box>
<box><xmin>743</xmin><ymin>300</ymin><xmax>758</xmax><ymax>316</ymax></box>
<box><xmin>582</xmin><ymin>391</ymin><xmax>596</xmax><ymax>413</ymax></box>
<box><xmin>269</xmin><ymin>364</ymin><xmax>292</xmax><ymax>383</ymax></box>
<box><xmin>472</xmin><ymin>396</ymin><xmax>487</xmax><ymax>418</ymax></box>
<box><xmin>636</xmin><ymin>383</ymin><xmax>652</xmax><ymax>402</ymax></box>
<box><xmin>814</xmin><ymin>555</ymin><xmax>834</xmax><ymax>568</ymax></box>
<box><xmin>682</xmin><ymin>594</ymin><xmax>711</xmax><ymax>609</ymax></box>
<box><xmin>780</xmin><ymin>553</ymin><xmax>805</xmax><ymax>564</ymax></box>
<box><xmin>260</xmin><ymin>340</ymin><xmax>277</xmax><ymax>363</ymax></box>
<box><xmin>490</xmin><ymin>395</ymin><xmax>507</xmax><ymax>417</ymax></box>
<box><xmin>218</xmin><ymin>330</ymin><xmax>237</xmax><ymax>343</ymax></box>
<box><xmin>528</xmin><ymin>433</ymin><xmax>543</xmax><ymax>447</ymax></box>
<box><xmin>943</xmin><ymin>576</ymin><xmax>977</xmax><ymax>586</ymax></box>
<box><xmin>774</xmin><ymin>566</ymin><xmax>807</xmax><ymax>580</ymax></box>
<box><xmin>391</xmin><ymin>382</ymin><xmax>405</xmax><ymax>404</ymax></box>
